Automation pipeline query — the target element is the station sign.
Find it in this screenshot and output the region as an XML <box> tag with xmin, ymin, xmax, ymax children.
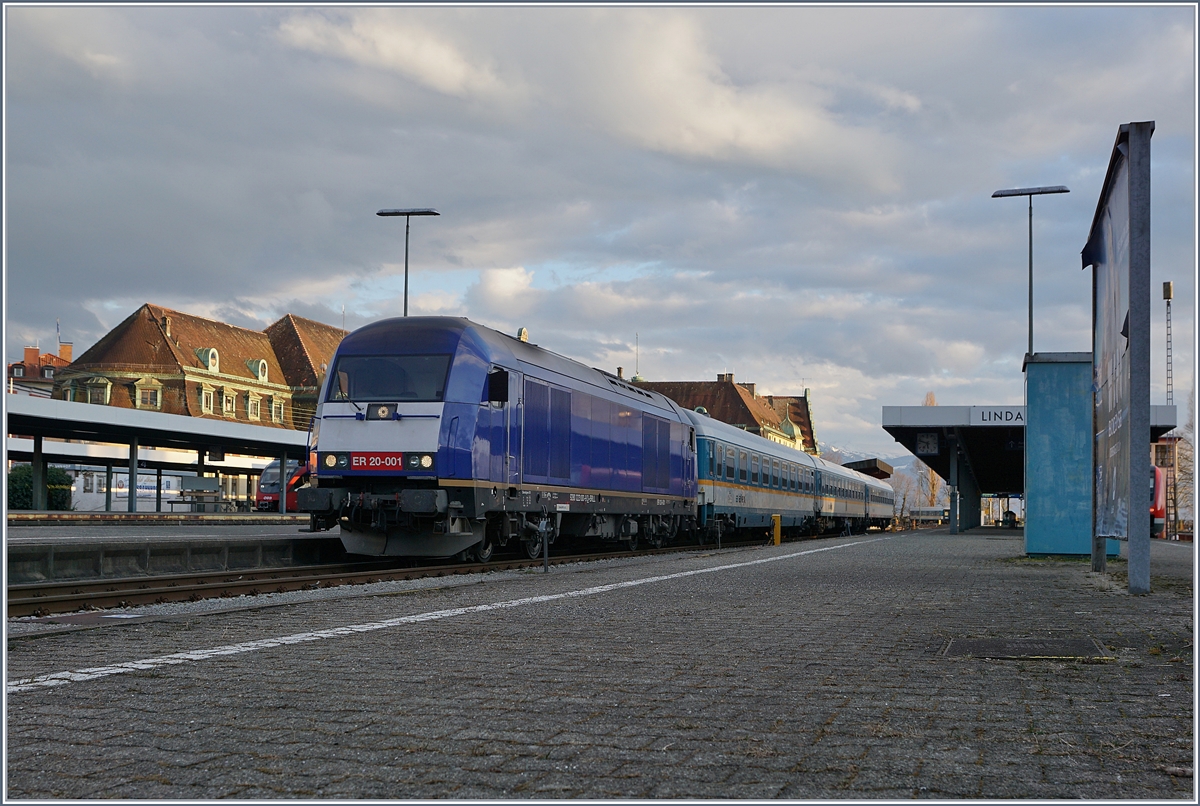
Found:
<box><xmin>970</xmin><ymin>406</ymin><xmax>1024</xmax><ymax>426</ymax></box>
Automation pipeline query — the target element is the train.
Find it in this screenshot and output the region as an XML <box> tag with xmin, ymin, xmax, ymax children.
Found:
<box><xmin>254</xmin><ymin>459</ymin><xmax>306</xmax><ymax>512</ymax></box>
<box><xmin>297</xmin><ymin>316</ymin><xmax>895</xmax><ymax>559</ymax></box>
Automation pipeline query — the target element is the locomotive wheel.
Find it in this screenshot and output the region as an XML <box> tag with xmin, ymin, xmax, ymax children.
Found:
<box><xmin>523</xmin><ymin>538</ymin><xmax>543</xmax><ymax>559</ymax></box>
<box><xmin>627</xmin><ymin>534</ymin><xmax>639</xmax><ymax>552</ymax></box>
<box><xmin>473</xmin><ymin>534</ymin><xmax>495</xmax><ymax>563</ymax></box>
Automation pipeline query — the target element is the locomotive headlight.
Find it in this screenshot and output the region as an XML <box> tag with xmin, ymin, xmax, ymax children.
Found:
<box><xmin>406</xmin><ymin>454</ymin><xmax>422</xmax><ymax>469</ymax></box>
<box><xmin>324</xmin><ymin>454</ymin><xmax>338</xmax><ymax>469</ymax></box>
<box><xmin>420</xmin><ymin>454</ymin><xmax>433</xmax><ymax>469</ymax></box>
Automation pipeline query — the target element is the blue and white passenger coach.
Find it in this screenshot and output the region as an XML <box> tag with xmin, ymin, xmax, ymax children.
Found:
<box><xmin>299</xmin><ymin>317</ymin><xmax>697</xmax><ymax>560</ymax></box>
<box><xmin>687</xmin><ymin>409</ymin><xmax>894</xmax><ymax>538</ymax></box>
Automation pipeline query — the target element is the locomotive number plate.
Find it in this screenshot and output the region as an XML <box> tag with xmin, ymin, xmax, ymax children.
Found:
<box><xmin>351</xmin><ymin>452</ymin><xmax>406</xmax><ymax>469</ymax></box>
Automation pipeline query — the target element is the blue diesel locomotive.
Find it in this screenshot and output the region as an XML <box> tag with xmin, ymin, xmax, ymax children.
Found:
<box><xmin>299</xmin><ymin>316</ymin><xmax>893</xmax><ymax>559</ymax></box>
<box><xmin>299</xmin><ymin>317</ymin><xmax>696</xmax><ymax>560</ymax></box>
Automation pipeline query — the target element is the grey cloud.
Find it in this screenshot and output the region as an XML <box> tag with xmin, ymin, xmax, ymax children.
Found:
<box><xmin>5</xmin><ymin>5</ymin><xmax>1193</xmax><ymax>456</ymax></box>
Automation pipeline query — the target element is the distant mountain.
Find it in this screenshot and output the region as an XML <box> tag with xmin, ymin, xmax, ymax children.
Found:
<box><xmin>818</xmin><ymin>442</ymin><xmax>916</xmax><ymax>473</ymax></box>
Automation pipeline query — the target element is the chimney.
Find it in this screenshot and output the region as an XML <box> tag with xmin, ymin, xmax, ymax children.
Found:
<box><xmin>617</xmin><ymin>367</ymin><xmax>624</xmax><ymax>379</ymax></box>
<box><xmin>742</xmin><ymin>383</ymin><xmax>756</xmax><ymax>397</ymax></box>
<box><xmin>161</xmin><ymin>316</ymin><xmax>172</xmax><ymax>338</ymax></box>
<box><xmin>59</xmin><ymin>342</ymin><xmax>72</xmax><ymax>362</ymax></box>
<box><xmin>23</xmin><ymin>346</ymin><xmax>39</xmax><ymax>367</ymax></box>
<box><xmin>717</xmin><ymin>373</ymin><xmax>734</xmax><ymax>383</ymax></box>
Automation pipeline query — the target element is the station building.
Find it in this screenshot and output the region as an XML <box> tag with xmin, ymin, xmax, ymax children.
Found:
<box><xmin>7</xmin><ymin>344</ymin><xmax>72</xmax><ymax>397</ymax></box>
<box><xmin>632</xmin><ymin>373</ymin><xmax>820</xmax><ymax>456</ymax></box>
<box><xmin>49</xmin><ymin>303</ymin><xmax>346</xmax><ymax>431</ymax></box>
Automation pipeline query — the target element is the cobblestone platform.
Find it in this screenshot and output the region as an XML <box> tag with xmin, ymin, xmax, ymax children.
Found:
<box><xmin>5</xmin><ymin>528</ymin><xmax>1194</xmax><ymax>799</ymax></box>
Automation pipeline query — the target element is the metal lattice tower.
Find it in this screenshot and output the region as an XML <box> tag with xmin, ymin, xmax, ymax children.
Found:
<box><xmin>1163</xmin><ymin>281</ymin><xmax>1176</xmax><ymax>538</ymax></box>
<box><xmin>1165</xmin><ymin>296</ymin><xmax>1173</xmax><ymax>406</ymax></box>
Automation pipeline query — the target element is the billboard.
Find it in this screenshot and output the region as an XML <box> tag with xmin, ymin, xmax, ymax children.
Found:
<box><xmin>1081</xmin><ymin>121</ymin><xmax>1153</xmax><ymax>593</ymax></box>
<box><xmin>1089</xmin><ymin>151</ymin><xmax>1131</xmax><ymax>538</ymax></box>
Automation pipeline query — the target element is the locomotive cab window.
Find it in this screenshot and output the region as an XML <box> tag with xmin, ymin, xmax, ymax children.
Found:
<box><xmin>327</xmin><ymin>354</ymin><xmax>452</xmax><ymax>402</ymax></box>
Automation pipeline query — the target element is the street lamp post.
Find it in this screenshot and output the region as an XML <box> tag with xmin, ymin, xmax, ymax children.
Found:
<box><xmin>991</xmin><ymin>186</ymin><xmax>1069</xmax><ymax>356</ymax></box>
<box><xmin>377</xmin><ymin>208</ymin><xmax>440</xmax><ymax>316</ymax></box>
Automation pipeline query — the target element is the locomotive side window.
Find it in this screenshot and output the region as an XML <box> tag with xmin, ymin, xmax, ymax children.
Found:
<box><xmin>327</xmin><ymin>354</ymin><xmax>452</xmax><ymax>402</ymax></box>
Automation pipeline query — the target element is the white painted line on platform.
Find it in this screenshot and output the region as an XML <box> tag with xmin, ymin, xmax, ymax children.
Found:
<box><xmin>8</xmin><ymin>537</ymin><xmax>891</xmax><ymax>694</ymax></box>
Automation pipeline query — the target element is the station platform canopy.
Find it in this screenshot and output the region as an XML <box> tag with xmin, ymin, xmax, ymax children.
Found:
<box><xmin>882</xmin><ymin>404</ymin><xmax>1177</xmax><ymax>496</ymax></box>
<box><xmin>843</xmin><ymin>458</ymin><xmax>893</xmax><ymax>479</ymax></box>
<box><xmin>5</xmin><ymin>394</ymin><xmax>307</xmax><ymax>463</ymax></box>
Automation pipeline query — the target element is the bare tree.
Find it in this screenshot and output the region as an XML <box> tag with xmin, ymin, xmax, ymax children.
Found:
<box><xmin>917</xmin><ymin>391</ymin><xmax>943</xmax><ymax>507</ymax></box>
<box><xmin>1174</xmin><ymin>387</ymin><xmax>1194</xmax><ymax>530</ymax></box>
<box><xmin>889</xmin><ymin>471</ymin><xmax>916</xmax><ymax>518</ymax></box>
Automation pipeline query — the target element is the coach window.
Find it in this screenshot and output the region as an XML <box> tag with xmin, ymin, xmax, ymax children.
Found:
<box><xmin>739</xmin><ymin>451</ymin><xmax>748</xmax><ymax>483</ymax></box>
<box><xmin>726</xmin><ymin>448</ymin><xmax>735</xmax><ymax>481</ymax></box>
<box><xmin>709</xmin><ymin>444</ymin><xmax>716</xmax><ymax>478</ymax></box>
<box><xmin>772</xmin><ymin>460</ymin><xmax>780</xmax><ymax>488</ymax></box>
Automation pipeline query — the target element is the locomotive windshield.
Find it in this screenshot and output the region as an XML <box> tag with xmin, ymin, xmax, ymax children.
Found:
<box><xmin>326</xmin><ymin>354</ymin><xmax>452</xmax><ymax>402</ymax></box>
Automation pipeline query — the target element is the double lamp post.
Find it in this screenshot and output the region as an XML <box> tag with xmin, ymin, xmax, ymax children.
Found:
<box><xmin>377</xmin><ymin>208</ymin><xmax>440</xmax><ymax>317</ymax></box>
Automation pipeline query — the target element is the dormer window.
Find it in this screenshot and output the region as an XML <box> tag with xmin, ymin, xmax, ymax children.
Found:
<box><xmin>195</xmin><ymin>347</ymin><xmax>219</xmax><ymax>373</ymax></box>
<box><xmin>42</xmin><ymin>366</ymin><xmax>54</xmax><ymax>379</ymax></box>
<box><xmin>221</xmin><ymin>388</ymin><xmax>236</xmax><ymax>417</ymax></box>
<box><xmin>134</xmin><ymin>377</ymin><xmax>164</xmax><ymax>411</ymax></box>
<box><xmin>11</xmin><ymin>366</ymin><xmax>24</xmax><ymax>377</ymax></box>
<box><xmin>200</xmin><ymin>383</ymin><xmax>215</xmax><ymax>414</ymax></box>
<box><xmin>85</xmin><ymin>377</ymin><xmax>111</xmax><ymax>405</ymax></box>
<box><xmin>246</xmin><ymin>358</ymin><xmax>268</xmax><ymax>383</ymax></box>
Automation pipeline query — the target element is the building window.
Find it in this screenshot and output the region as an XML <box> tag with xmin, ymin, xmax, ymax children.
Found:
<box><xmin>134</xmin><ymin>378</ymin><xmax>163</xmax><ymax>410</ymax></box>
<box><xmin>247</xmin><ymin>395</ymin><xmax>261</xmax><ymax>421</ymax></box>
<box><xmin>271</xmin><ymin>400</ymin><xmax>284</xmax><ymax>423</ymax></box>
<box><xmin>11</xmin><ymin>366</ymin><xmax>24</xmax><ymax>377</ymax></box>
<box><xmin>42</xmin><ymin>366</ymin><xmax>54</xmax><ymax>379</ymax></box>
<box><xmin>201</xmin><ymin>388</ymin><xmax>214</xmax><ymax>414</ymax></box>
<box><xmin>85</xmin><ymin>378</ymin><xmax>111</xmax><ymax>405</ymax></box>
<box><xmin>247</xmin><ymin>358</ymin><xmax>268</xmax><ymax>383</ymax></box>
<box><xmin>223</xmin><ymin>392</ymin><xmax>236</xmax><ymax>416</ymax></box>
<box><xmin>196</xmin><ymin>347</ymin><xmax>220</xmax><ymax>373</ymax></box>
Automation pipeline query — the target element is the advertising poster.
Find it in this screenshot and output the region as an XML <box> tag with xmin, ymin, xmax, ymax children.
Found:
<box><xmin>1091</xmin><ymin>155</ymin><xmax>1131</xmax><ymax>539</ymax></box>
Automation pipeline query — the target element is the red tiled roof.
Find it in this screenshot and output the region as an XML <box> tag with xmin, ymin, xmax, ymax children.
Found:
<box><xmin>633</xmin><ymin>379</ymin><xmax>786</xmax><ymax>433</ymax></box>
<box><xmin>265</xmin><ymin>314</ymin><xmax>347</xmax><ymax>389</ymax></box>
<box><xmin>69</xmin><ymin>305</ymin><xmax>183</xmax><ymax>372</ymax></box>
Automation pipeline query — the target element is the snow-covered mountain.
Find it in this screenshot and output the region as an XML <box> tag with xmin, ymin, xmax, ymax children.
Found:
<box><xmin>817</xmin><ymin>443</ymin><xmax>918</xmax><ymax>474</ymax></box>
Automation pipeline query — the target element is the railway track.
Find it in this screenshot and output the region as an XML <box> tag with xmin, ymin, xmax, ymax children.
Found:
<box><xmin>8</xmin><ymin>541</ymin><xmax>761</xmax><ymax>618</ymax></box>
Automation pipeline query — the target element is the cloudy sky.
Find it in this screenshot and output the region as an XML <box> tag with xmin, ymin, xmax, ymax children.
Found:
<box><xmin>5</xmin><ymin>4</ymin><xmax>1195</xmax><ymax>457</ymax></box>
